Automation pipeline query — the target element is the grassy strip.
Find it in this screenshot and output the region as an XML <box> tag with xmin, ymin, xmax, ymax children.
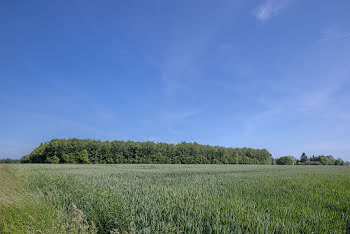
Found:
<box><xmin>0</xmin><ymin>165</ymin><xmax>96</xmax><ymax>233</ymax></box>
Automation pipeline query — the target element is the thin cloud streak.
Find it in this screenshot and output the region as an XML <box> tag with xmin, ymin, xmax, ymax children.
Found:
<box><xmin>316</xmin><ymin>28</ymin><xmax>350</xmax><ymax>44</ymax></box>
<box><xmin>164</xmin><ymin>110</ymin><xmax>202</xmax><ymax>121</ymax></box>
<box><xmin>255</xmin><ymin>0</ymin><xmax>292</xmax><ymax>21</ymax></box>
<box><xmin>158</xmin><ymin>1</ymin><xmax>238</xmax><ymax>99</ymax></box>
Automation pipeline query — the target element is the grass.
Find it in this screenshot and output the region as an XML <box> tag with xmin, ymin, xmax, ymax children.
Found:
<box><xmin>0</xmin><ymin>165</ymin><xmax>96</xmax><ymax>233</ymax></box>
<box><xmin>0</xmin><ymin>165</ymin><xmax>62</xmax><ymax>233</ymax></box>
<box><xmin>2</xmin><ymin>164</ymin><xmax>350</xmax><ymax>233</ymax></box>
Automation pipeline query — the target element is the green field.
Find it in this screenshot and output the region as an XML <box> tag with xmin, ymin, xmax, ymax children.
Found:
<box><xmin>1</xmin><ymin>164</ymin><xmax>350</xmax><ymax>233</ymax></box>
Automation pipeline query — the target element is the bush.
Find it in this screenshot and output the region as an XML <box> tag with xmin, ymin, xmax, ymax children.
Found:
<box><xmin>79</xmin><ymin>150</ymin><xmax>89</xmax><ymax>164</ymax></box>
<box><xmin>276</xmin><ymin>156</ymin><xmax>296</xmax><ymax>165</ymax></box>
<box><xmin>46</xmin><ymin>155</ymin><xmax>59</xmax><ymax>164</ymax></box>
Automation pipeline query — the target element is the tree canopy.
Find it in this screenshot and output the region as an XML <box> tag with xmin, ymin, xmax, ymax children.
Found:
<box><xmin>275</xmin><ymin>153</ymin><xmax>344</xmax><ymax>166</ymax></box>
<box><xmin>21</xmin><ymin>138</ymin><xmax>273</xmax><ymax>164</ymax></box>
<box><xmin>276</xmin><ymin>156</ymin><xmax>296</xmax><ymax>165</ymax></box>
<box><xmin>300</xmin><ymin>152</ymin><xmax>308</xmax><ymax>162</ymax></box>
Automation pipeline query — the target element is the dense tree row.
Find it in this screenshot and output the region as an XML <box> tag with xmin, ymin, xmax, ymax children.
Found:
<box><xmin>275</xmin><ymin>153</ymin><xmax>344</xmax><ymax>165</ymax></box>
<box><xmin>0</xmin><ymin>158</ymin><xmax>20</xmax><ymax>164</ymax></box>
<box><xmin>21</xmin><ymin>139</ymin><xmax>273</xmax><ymax>164</ymax></box>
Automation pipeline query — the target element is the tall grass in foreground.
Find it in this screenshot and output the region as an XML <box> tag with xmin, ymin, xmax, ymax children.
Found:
<box><xmin>0</xmin><ymin>166</ymin><xmax>96</xmax><ymax>233</ymax></box>
<box><xmin>5</xmin><ymin>164</ymin><xmax>350</xmax><ymax>233</ymax></box>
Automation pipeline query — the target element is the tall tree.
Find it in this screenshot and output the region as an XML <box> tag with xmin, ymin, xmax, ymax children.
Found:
<box><xmin>300</xmin><ymin>152</ymin><xmax>308</xmax><ymax>162</ymax></box>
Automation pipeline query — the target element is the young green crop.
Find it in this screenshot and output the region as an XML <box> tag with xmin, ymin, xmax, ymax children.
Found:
<box><xmin>0</xmin><ymin>165</ymin><xmax>96</xmax><ymax>233</ymax></box>
<box><xmin>4</xmin><ymin>164</ymin><xmax>350</xmax><ymax>233</ymax></box>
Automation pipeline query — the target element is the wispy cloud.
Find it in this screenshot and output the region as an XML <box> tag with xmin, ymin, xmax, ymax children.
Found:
<box><xmin>254</xmin><ymin>0</ymin><xmax>292</xmax><ymax>21</ymax></box>
<box><xmin>241</xmin><ymin>61</ymin><xmax>350</xmax><ymax>139</ymax></box>
<box><xmin>164</xmin><ymin>110</ymin><xmax>202</xmax><ymax>121</ymax></box>
<box><xmin>316</xmin><ymin>28</ymin><xmax>350</xmax><ymax>43</ymax></box>
<box><xmin>156</xmin><ymin>1</ymin><xmax>238</xmax><ymax>99</ymax></box>
<box><xmin>260</xmin><ymin>71</ymin><xmax>348</xmax><ymax>114</ymax></box>
<box><xmin>168</xmin><ymin>128</ymin><xmax>179</xmax><ymax>135</ymax></box>
<box><xmin>301</xmin><ymin>140</ymin><xmax>350</xmax><ymax>155</ymax></box>
<box><xmin>295</xmin><ymin>84</ymin><xmax>342</xmax><ymax>112</ymax></box>
<box><xmin>242</xmin><ymin>109</ymin><xmax>279</xmax><ymax>138</ymax></box>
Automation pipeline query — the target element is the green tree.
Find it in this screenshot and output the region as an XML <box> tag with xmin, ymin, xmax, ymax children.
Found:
<box><xmin>46</xmin><ymin>155</ymin><xmax>59</xmax><ymax>164</ymax></box>
<box><xmin>318</xmin><ymin>155</ymin><xmax>335</xmax><ymax>165</ymax></box>
<box><xmin>335</xmin><ymin>158</ymin><xmax>344</xmax><ymax>165</ymax></box>
<box><xmin>21</xmin><ymin>138</ymin><xmax>278</xmax><ymax>165</ymax></box>
<box><xmin>79</xmin><ymin>149</ymin><xmax>89</xmax><ymax>164</ymax></box>
<box><xmin>276</xmin><ymin>156</ymin><xmax>296</xmax><ymax>165</ymax></box>
<box><xmin>300</xmin><ymin>152</ymin><xmax>308</xmax><ymax>162</ymax></box>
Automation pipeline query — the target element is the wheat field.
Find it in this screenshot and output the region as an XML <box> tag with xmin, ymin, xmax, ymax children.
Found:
<box><xmin>1</xmin><ymin>164</ymin><xmax>350</xmax><ymax>233</ymax></box>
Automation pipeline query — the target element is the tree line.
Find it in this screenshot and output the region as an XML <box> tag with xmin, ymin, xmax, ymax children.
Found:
<box><xmin>20</xmin><ymin>138</ymin><xmax>273</xmax><ymax>164</ymax></box>
<box><xmin>0</xmin><ymin>158</ymin><xmax>20</xmax><ymax>164</ymax></box>
<box><xmin>275</xmin><ymin>153</ymin><xmax>345</xmax><ymax>165</ymax></box>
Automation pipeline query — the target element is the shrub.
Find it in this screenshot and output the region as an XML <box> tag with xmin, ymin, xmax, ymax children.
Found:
<box><xmin>276</xmin><ymin>156</ymin><xmax>296</xmax><ymax>165</ymax></box>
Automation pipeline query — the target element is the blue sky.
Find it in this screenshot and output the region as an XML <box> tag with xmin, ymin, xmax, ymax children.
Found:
<box><xmin>1</xmin><ymin>0</ymin><xmax>350</xmax><ymax>160</ymax></box>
